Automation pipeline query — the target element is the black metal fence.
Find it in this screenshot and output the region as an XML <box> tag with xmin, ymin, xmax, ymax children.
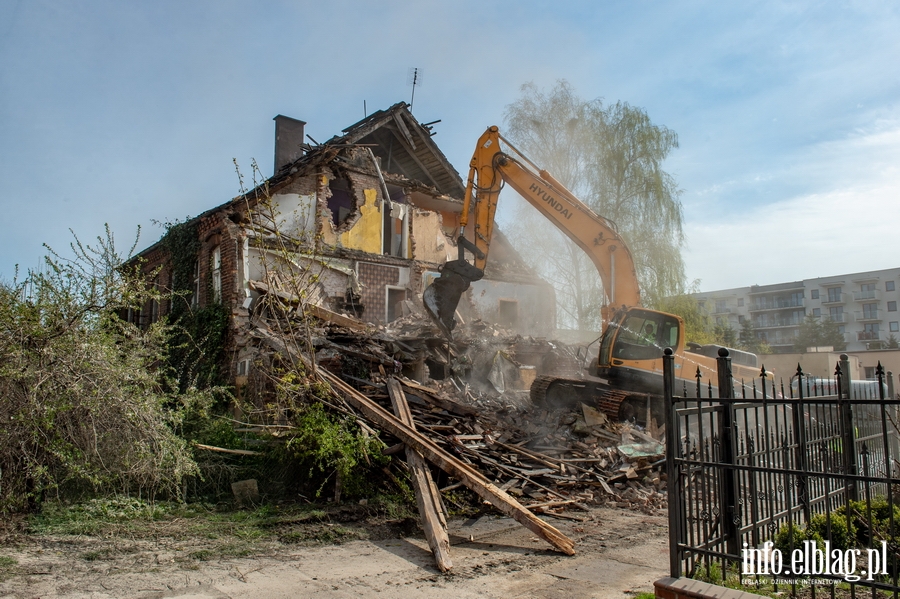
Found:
<box><xmin>665</xmin><ymin>348</ymin><xmax>900</xmax><ymax>596</ymax></box>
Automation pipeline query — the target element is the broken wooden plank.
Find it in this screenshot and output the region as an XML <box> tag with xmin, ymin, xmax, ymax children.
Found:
<box><xmin>194</xmin><ymin>443</ymin><xmax>262</xmax><ymax>456</ymax></box>
<box><xmin>307</xmin><ymin>303</ymin><xmax>368</xmax><ymax>331</ymax></box>
<box><xmin>386</xmin><ymin>378</ymin><xmax>453</xmax><ymax>572</ymax></box>
<box><xmin>399</xmin><ymin>379</ymin><xmax>478</xmax><ymax>416</ymax></box>
<box><xmin>315</xmin><ymin>372</ymin><xmax>575</xmax><ymax>554</ymax></box>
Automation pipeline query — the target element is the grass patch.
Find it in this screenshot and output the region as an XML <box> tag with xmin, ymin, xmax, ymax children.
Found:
<box><xmin>23</xmin><ymin>496</ymin><xmax>413</xmax><ymax>564</ymax></box>
<box><xmin>0</xmin><ymin>555</ymin><xmax>18</xmax><ymax>583</ymax></box>
<box><xmin>80</xmin><ymin>550</ymin><xmax>108</xmax><ymax>562</ymax></box>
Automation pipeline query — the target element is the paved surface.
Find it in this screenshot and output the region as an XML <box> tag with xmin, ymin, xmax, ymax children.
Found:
<box><xmin>1</xmin><ymin>507</ymin><xmax>669</xmax><ymax>599</ymax></box>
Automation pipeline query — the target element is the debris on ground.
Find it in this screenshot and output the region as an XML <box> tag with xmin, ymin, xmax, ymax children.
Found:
<box><xmin>236</xmin><ymin>282</ymin><xmax>668</xmax><ymax>571</ymax></box>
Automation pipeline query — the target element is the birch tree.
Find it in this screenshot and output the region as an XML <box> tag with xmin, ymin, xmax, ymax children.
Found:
<box><xmin>503</xmin><ymin>80</ymin><xmax>685</xmax><ymax>330</ymax></box>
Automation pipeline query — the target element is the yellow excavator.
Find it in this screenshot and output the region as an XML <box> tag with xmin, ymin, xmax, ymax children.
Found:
<box><xmin>424</xmin><ymin>126</ymin><xmax>765</xmax><ymax>422</ymax></box>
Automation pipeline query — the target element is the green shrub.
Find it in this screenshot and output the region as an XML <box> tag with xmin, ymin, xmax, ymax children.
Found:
<box><xmin>0</xmin><ymin>227</ymin><xmax>213</xmax><ymax>513</ymax></box>
<box><xmin>774</xmin><ymin>521</ymin><xmax>823</xmax><ymax>553</ymax></box>
<box><xmin>807</xmin><ymin>512</ymin><xmax>854</xmax><ymax>550</ymax></box>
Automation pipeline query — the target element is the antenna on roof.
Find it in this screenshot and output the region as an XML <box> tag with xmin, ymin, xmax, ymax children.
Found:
<box><xmin>407</xmin><ymin>67</ymin><xmax>422</xmax><ymax>111</ymax></box>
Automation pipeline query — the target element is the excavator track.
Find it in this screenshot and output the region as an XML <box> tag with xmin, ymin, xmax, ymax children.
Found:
<box><xmin>530</xmin><ymin>374</ymin><xmax>660</xmax><ymax>423</ymax></box>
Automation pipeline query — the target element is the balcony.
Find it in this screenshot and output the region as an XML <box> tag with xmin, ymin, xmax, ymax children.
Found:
<box><xmin>858</xmin><ymin>331</ymin><xmax>880</xmax><ymax>341</ymax></box>
<box><xmin>753</xmin><ymin>318</ymin><xmax>804</xmax><ymax>329</ymax></box>
<box><xmin>821</xmin><ymin>295</ymin><xmax>845</xmax><ymax>305</ymax></box>
<box><xmin>712</xmin><ymin>307</ymin><xmax>732</xmax><ymax>314</ymax></box>
<box><xmin>856</xmin><ymin>309</ymin><xmax>881</xmax><ymax>322</ymax></box>
<box><xmin>853</xmin><ymin>289</ymin><xmax>881</xmax><ymax>302</ymax></box>
<box><xmin>750</xmin><ymin>299</ymin><xmax>804</xmax><ymax>312</ymax></box>
<box><xmin>823</xmin><ymin>313</ymin><xmax>850</xmax><ymax>323</ymax></box>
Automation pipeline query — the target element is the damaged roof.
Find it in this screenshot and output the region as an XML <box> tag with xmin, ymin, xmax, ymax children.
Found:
<box><xmin>335</xmin><ymin>102</ymin><xmax>466</xmax><ymax>198</ymax></box>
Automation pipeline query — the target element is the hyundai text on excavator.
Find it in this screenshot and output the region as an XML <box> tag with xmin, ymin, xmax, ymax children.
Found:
<box><xmin>424</xmin><ymin>126</ymin><xmax>767</xmax><ymax>422</ymax></box>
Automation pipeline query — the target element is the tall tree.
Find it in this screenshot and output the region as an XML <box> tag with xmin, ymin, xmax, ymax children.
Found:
<box><xmin>654</xmin><ymin>281</ymin><xmax>713</xmax><ymax>345</ymax></box>
<box><xmin>794</xmin><ymin>315</ymin><xmax>847</xmax><ymax>353</ymax></box>
<box><xmin>738</xmin><ymin>319</ymin><xmax>772</xmax><ymax>355</ymax></box>
<box><xmin>503</xmin><ymin>81</ymin><xmax>684</xmax><ymax>330</ymax></box>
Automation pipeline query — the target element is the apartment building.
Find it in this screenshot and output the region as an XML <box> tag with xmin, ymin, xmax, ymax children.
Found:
<box><xmin>693</xmin><ymin>268</ymin><xmax>900</xmax><ymax>353</ymax></box>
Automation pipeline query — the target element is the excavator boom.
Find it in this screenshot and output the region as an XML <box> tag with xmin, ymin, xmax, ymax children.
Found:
<box><xmin>424</xmin><ymin>126</ymin><xmax>641</xmax><ymax>334</ymax></box>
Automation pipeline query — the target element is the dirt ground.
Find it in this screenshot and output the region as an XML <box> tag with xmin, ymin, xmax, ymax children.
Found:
<box><xmin>0</xmin><ymin>505</ymin><xmax>669</xmax><ymax>599</ymax></box>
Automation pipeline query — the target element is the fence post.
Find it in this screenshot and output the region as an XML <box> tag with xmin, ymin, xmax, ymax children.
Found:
<box><xmin>839</xmin><ymin>354</ymin><xmax>858</xmax><ymax>502</ymax></box>
<box><xmin>663</xmin><ymin>347</ymin><xmax>682</xmax><ymax>577</ymax></box>
<box><xmin>716</xmin><ymin>348</ymin><xmax>740</xmax><ymax>557</ymax></box>
<box><xmin>792</xmin><ymin>364</ymin><xmax>811</xmax><ymax>524</ymax></box>
<box><xmin>888</xmin><ymin>370</ymin><xmax>895</xmax><ymax>400</ymax></box>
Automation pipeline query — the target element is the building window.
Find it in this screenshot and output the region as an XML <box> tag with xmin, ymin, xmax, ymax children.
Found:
<box><xmin>829</xmin><ymin>306</ymin><xmax>843</xmax><ymax>322</ymax></box>
<box><xmin>211</xmin><ymin>246</ymin><xmax>222</xmax><ymax>303</ymax></box>
<box><xmin>737</xmin><ymin>298</ymin><xmax>744</xmax><ymax>307</ymax></box>
<box><xmin>498</xmin><ymin>299</ymin><xmax>519</xmax><ymax>329</ymax></box>
<box><xmin>812</xmin><ymin>308</ymin><xmax>821</xmax><ymax>317</ymax></box>
<box><xmin>738</xmin><ymin>315</ymin><xmax>745</xmax><ymax>324</ymax></box>
<box><xmin>715</xmin><ymin>299</ymin><xmax>727</xmax><ymax>313</ymax></box>
<box><xmin>890</xmin><ymin>322</ymin><xmax>899</xmax><ymax>332</ymax></box>
<box><xmin>887</xmin><ymin>281</ymin><xmax>896</xmax><ymax>292</ymax></box>
<box><xmin>827</xmin><ymin>287</ymin><xmax>842</xmax><ymax>303</ymax></box>
<box><xmin>150</xmin><ymin>275</ymin><xmax>160</xmax><ymax>323</ymax></box>
<box><xmin>192</xmin><ymin>260</ymin><xmax>200</xmax><ymax>307</ymax></box>
<box><xmin>863</xmin><ymin>303</ymin><xmax>879</xmax><ymax>319</ymax></box>
<box><xmin>810</xmin><ymin>289</ymin><xmax>819</xmax><ymax>300</ymax></box>
<box><xmin>865</xmin><ymin>367</ymin><xmax>876</xmax><ymax>379</ymax></box>
<box><xmin>889</xmin><ymin>301</ymin><xmax>897</xmax><ymax>312</ymax></box>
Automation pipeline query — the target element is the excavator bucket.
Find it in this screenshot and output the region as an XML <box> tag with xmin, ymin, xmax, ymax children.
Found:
<box><xmin>422</xmin><ymin>259</ymin><xmax>485</xmax><ymax>338</ymax></box>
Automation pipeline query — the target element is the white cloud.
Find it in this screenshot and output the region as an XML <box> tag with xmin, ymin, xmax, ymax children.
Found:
<box><xmin>685</xmin><ymin>123</ymin><xmax>900</xmax><ymax>290</ymax></box>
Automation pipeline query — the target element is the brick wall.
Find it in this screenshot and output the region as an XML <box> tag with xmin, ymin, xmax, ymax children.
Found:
<box><xmin>654</xmin><ymin>577</ymin><xmax>767</xmax><ymax>599</ymax></box>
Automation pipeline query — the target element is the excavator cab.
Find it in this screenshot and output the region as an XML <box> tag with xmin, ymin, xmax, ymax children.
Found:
<box><xmin>596</xmin><ymin>308</ymin><xmax>682</xmax><ymax>393</ymax></box>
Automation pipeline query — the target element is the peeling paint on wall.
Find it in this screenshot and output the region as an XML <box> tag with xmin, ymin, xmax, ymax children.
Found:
<box><xmin>340</xmin><ymin>188</ymin><xmax>381</xmax><ymax>253</ymax></box>
<box><xmin>411</xmin><ymin>208</ymin><xmax>455</xmax><ymax>263</ymax></box>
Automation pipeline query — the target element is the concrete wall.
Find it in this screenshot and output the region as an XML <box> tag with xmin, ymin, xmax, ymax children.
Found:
<box><xmin>758</xmin><ymin>348</ymin><xmax>900</xmax><ymax>390</ymax></box>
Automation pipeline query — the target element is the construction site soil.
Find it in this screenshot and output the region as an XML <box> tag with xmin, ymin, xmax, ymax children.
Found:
<box><xmin>0</xmin><ymin>505</ymin><xmax>669</xmax><ymax>599</ymax></box>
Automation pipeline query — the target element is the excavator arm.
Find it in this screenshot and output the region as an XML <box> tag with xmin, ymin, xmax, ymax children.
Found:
<box><xmin>424</xmin><ymin>126</ymin><xmax>642</xmax><ymax>335</ymax></box>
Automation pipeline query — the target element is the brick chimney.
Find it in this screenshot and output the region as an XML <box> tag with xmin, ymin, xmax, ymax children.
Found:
<box><xmin>273</xmin><ymin>115</ymin><xmax>306</xmax><ymax>173</ymax></box>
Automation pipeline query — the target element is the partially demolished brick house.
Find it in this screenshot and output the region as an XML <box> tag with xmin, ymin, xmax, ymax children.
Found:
<box><xmin>132</xmin><ymin>102</ymin><xmax>555</xmax><ymax>385</ymax></box>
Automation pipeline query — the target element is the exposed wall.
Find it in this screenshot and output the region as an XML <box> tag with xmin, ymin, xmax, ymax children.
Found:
<box><xmin>269</xmin><ymin>193</ymin><xmax>317</xmax><ymax>241</ymax></box>
<box><xmin>464</xmin><ymin>279</ymin><xmax>557</xmax><ymax>338</ymax></box>
<box><xmin>410</xmin><ymin>208</ymin><xmax>454</xmax><ymax>264</ymax></box>
<box><xmin>339</xmin><ymin>188</ymin><xmax>382</xmax><ymax>254</ymax></box>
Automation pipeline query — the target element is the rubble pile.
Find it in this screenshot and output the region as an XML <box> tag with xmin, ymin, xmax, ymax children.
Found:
<box><xmin>241</xmin><ymin>288</ymin><xmax>669</xmax><ymax>568</ymax></box>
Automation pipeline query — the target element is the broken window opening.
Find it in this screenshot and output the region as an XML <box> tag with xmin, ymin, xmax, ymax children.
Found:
<box><xmin>327</xmin><ymin>175</ymin><xmax>356</xmax><ymax>230</ymax></box>
<box><xmin>386</xmin><ymin>286</ymin><xmax>407</xmax><ymax>322</ymax></box>
<box><xmin>382</xmin><ymin>185</ymin><xmax>409</xmax><ymax>258</ymax></box>
<box><xmin>498</xmin><ymin>299</ymin><xmax>519</xmax><ymax>329</ymax></box>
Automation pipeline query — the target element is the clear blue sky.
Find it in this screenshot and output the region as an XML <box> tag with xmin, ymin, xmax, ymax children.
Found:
<box><xmin>2</xmin><ymin>0</ymin><xmax>899</xmax><ymax>291</ymax></box>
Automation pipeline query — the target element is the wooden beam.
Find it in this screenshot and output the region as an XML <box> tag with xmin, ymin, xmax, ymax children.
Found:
<box><xmin>252</xmin><ymin>323</ymin><xmax>576</xmax><ymax>555</ymax></box>
<box><xmin>307</xmin><ymin>304</ymin><xmax>368</xmax><ymax>332</ymax></box>
<box><xmin>386</xmin><ymin>378</ymin><xmax>453</xmax><ymax>572</ymax></box>
<box><xmin>194</xmin><ymin>443</ymin><xmax>262</xmax><ymax>456</ymax></box>
<box><xmin>399</xmin><ymin>379</ymin><xmax>478</xmax><ymax>416</ymax></box>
